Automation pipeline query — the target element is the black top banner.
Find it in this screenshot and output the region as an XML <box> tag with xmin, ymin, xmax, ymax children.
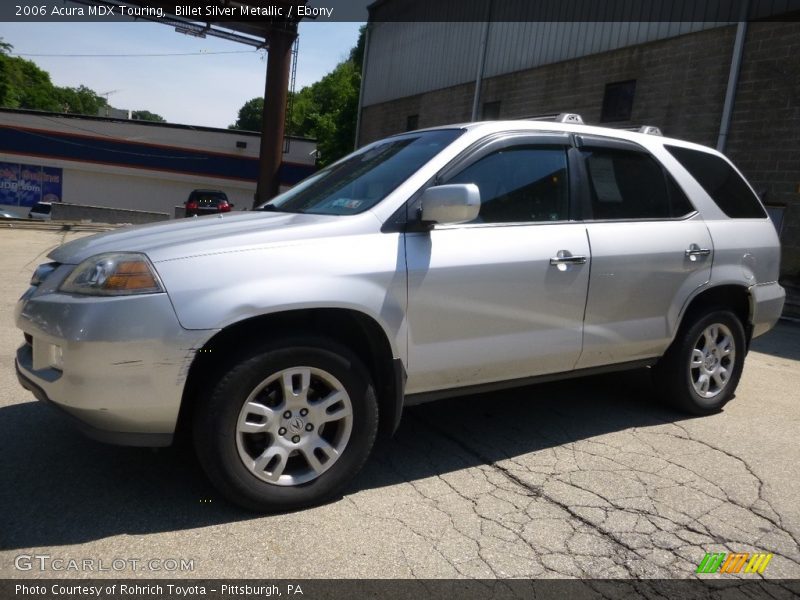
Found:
<box><xmin>1</xmin><ymin>0</ymin><xmax>799</xmax><ymax>23</ymax></box>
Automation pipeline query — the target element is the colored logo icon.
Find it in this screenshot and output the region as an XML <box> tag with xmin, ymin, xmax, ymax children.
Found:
<box><xmin>697</xmin><ymin>552</ymin><xmax>773</xmax><ymax>574</ymax></box>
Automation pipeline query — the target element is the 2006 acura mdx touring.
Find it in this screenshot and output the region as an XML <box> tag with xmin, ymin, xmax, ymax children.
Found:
<box><xmin>15</xmin><ymin>116</ymin><xmax>785</xmax><ymax>511</ymax></box>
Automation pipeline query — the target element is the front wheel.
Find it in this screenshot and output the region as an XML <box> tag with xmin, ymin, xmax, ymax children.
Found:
<box><xmin>653</xmin><ymin>310</ymin><xmax>746</xmax><ymax>415</ymax></box>
<box><xmin>193</xmin><ymin>338</ymin><xmax>378</xmax><ymax>512</ymax></box>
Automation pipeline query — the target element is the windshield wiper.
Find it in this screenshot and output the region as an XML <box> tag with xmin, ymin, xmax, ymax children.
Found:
<box><xmin>256</xmin><ymin>204</ymin><xmax>306</xmax><ymax>214</ymax></box>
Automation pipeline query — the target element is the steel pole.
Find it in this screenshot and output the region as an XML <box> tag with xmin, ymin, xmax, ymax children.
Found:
<box><xmin>254</xmin><ymin>23</ymin><xmax>297</xmax><ymax>208</ymax></box>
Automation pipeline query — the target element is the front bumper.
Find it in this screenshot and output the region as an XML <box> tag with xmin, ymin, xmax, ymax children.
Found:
<box><xmin>15</xmin><ymin>269</ymin><xmax>215</xmax><ymax>447</ymax></box>
<box><xmin>15</xmin><ymin>360</ymin><xmax>173</xmax><ymax>446</ymax></box>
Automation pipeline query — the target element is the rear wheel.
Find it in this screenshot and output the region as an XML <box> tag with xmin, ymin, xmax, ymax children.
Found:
<box><xmin>194</xmin><ymin>338</ymin><xmax>378</xmax><ymax>511</ymax></box>
<box><xmin>654</xmin><ymin>309</ymin><xmax>746</xmax><ymax>415</ymax></box>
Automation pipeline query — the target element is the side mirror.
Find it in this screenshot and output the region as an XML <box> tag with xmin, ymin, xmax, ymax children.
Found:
<box><xmin>420</xmin><ymin>184</ymin><xmax>480</xmax><ymax>226</ymax></box>
<box><xmin>229</xmin><ymin>203</ymin><xmax>235</xmax><ymax>208</ymax></box>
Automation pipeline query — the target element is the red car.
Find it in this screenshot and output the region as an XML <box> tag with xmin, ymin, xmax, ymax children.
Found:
<box><xmin>184</xmin><ymin>190</ymin><xmax>234</xmax><ymax>217</ymax></box>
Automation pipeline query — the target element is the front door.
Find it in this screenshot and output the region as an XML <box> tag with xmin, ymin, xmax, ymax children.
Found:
<box><xmin>404</xmin><ymin>141</ymin><xmax>591</xmax><ymax>394</ymax></box>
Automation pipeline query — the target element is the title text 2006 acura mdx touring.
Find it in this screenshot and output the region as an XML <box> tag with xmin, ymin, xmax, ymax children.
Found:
<box><xmin>16</xmin><ymin>116</ymin><xmax>785</xmax><ymax>511</ymax></box>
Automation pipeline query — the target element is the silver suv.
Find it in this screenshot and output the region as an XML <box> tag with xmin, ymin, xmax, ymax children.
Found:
<box><xmin>15</xmin><ymin>117</ymin><xmax>785</xmax><ymax>511</ymax></box>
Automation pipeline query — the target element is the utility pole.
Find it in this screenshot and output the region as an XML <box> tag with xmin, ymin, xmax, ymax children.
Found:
<box><xmin>253</xmin><ymin>20</ymin><xmax>299</xmax><ymax>208</ymax></box>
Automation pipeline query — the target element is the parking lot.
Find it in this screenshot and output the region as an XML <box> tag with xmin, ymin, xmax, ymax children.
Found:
<box><xmin>1</xmin><ymin>227</ymin><xmax>799</xmax><ymax>579</ymax></box>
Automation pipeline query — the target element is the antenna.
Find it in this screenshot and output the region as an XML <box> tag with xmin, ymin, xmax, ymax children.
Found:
<box><xmin>98</xmin><ymin>91</ymin><xmax>122</xmax><ymax>118</ymax></box>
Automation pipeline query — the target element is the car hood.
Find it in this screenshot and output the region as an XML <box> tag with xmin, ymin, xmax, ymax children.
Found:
<box><xmin>48</xmin><ymin>211</ymin><xmax>377</xmax><ymax>264</ymax></box>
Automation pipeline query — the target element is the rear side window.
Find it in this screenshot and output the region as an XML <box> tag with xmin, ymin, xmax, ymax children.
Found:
<box><xmin>665</xmin><ymin>145</ymin><xmax>766</xmax><ymax>218</ymax></box>
<box><xmin>582</xmin><ymin>149</ymin><xmax>694</xmax><ymax>220</ymax></box>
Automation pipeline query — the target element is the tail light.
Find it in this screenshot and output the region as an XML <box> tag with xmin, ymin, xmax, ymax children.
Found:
<box><xmin>218</xmin><ymin>201</ymin><xmax>231</xmax><ymax>213</ymax></box>
<box><xmin>186</xmin><ymin>201</ymin><xmax>198</xmax><ymax>211</ymax></box>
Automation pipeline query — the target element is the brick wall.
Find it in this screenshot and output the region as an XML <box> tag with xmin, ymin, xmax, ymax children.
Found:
<box><xmin>725</xmin><ymin>21</ymin><xmax>800</xmax><ymax>292</ymax></box>
<box><xmin>359</xmin><ymin>23</ymin><xmax>800</xmax><ymax>299</ymax></box>
<box><xmin>359</xmin><ymin>26</ymin><xmax>737</xmax><ymax>146</ymax></box>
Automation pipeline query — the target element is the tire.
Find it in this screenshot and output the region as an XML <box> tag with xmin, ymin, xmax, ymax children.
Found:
<box><xmin>193</xmin><ymin>337</ymin><xmax>378</xmax><ymax>512</ymax></box>
<box><xmin>653</xmin><ymin>309</ymin><xmax>746</xmax><ymax>415</ymax></box>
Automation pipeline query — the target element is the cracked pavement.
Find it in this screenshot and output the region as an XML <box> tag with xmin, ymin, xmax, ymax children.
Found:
<box><xmin>1</xmin><ymin>228</ymin><xmax>799</xmax><ymax>579</ymax></box>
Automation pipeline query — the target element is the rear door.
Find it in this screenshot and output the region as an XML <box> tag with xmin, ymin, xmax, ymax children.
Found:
<box><xmin>405</xmin><ymin>134</ymin><xmax>591</xmax><ymax>394</ymax></box>
<box><xmin>574</xmin><ymin>136</ymin><xmax>713</xmax><ymax>368</ymax></box>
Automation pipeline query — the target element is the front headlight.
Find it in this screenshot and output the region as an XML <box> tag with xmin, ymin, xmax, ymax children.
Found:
<box><xmin>59</xmin><ymin>252</ymin><xmax>164</xmax><ymax>296</ymax></box>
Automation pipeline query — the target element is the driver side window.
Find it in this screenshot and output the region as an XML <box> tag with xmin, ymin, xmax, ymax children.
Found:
<box><xmin>446</xmin><ymin>146</ymin><xmax>570</xmax><ymax>223</ymax></box>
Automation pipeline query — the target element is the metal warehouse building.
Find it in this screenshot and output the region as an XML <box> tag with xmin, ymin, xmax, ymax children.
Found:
<box><xmin>357</xmin><ymin>1</ymin><xmax>800</xmax><ymax>314</ymax></box>
<box><xmin>0</xmin><ymin>108</ymin><xmax>316</xmax><ymax>217</ymax></box>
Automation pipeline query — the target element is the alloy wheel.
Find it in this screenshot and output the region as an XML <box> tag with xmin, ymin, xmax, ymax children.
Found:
<box><xmin>235</xmin><ymin>366</ymin><xmax>353</xmax><ymax>486</ymax></box>
<box><xmin>689</xmin><ymin>323</ymin><xmax>736</xmax><ymax>399</ymax></box>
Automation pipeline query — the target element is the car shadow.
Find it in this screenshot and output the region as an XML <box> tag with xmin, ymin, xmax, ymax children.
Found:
<box><xmin>0</xmin><ymin>370</ymin><xmax>691</xmax><ymax>551</ymax></box>
<box><xmin>749</xmin><ymin>320</ymin><xmax>800</xmax><ymax>362</ymax></box>
<box><xmin>357</xmin><ymin>369</ymin><xmax>691</xmax><ymax>495</ymax></box>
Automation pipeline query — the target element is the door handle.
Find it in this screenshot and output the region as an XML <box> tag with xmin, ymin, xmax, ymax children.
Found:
<box><xmin>550</xmin><ymin>251</ymin><xmax>587</xmax><ymax>266</ymax></box>
<box><xmin>685</xmin><ymin>244</ymin><xmax>712</xmax><ymax>261</ymax></box>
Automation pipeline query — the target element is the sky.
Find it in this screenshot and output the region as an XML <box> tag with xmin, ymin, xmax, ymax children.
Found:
<box><xmin>0</xmin><ymin>19</ymin><xmax>364</xmax><ymax>128</ymax></box>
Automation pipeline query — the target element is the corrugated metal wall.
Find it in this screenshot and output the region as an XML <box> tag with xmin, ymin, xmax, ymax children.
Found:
<box><xmin>363</xmin><ymin>22</ymin><xmax>484</xmax><ymax>107</ymax></box>
<box><xmin>362</xmin><ymin>21</ymin><xmax>725</xmax><ymax>106</ymax></box>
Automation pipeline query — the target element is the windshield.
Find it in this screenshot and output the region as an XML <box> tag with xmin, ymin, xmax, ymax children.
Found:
<box><xmin>258</xmin><ymin>129</ymin><xmax>464</xmax><ymax>215</ymax></box>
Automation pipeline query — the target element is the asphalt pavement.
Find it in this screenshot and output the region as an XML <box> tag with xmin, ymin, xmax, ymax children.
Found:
<box><xmin>1</xmin><ymin>227</ymin><xmax>799</xmax><ymax>579</ymax></box>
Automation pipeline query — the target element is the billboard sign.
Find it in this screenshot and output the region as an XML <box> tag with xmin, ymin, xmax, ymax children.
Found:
<box><xmin>0</xmin><ymin>161</ymin><xmax>63</xmax><ymax>207</ymax></box>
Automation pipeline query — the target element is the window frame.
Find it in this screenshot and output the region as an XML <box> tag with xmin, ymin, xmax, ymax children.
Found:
<box><xmin>482</xmin><ymin>101</ymin><xmax>502</xmax><ymax>120</ymax></box>
<box><xmin>382</xmin><ymin>131</ymin><xmax>703</xmax><ymax>233</ymax></box>
<box><xmin>573</xmin><ymin>135</ymin><xmax>698</xmax><ymax>223</ymax></box>
<box><xmin>432</xmin><ymin>133</ymin><xmax>577</xmax><ymax>229</ymax></box>
<box><xmin>600</xmin><ymin>79</ymin><xmax>637</xmax><ymax>123</ymax></box>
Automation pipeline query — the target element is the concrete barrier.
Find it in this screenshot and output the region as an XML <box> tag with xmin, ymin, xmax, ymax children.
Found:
<box><xmin>50</xmin><ymin>203</ymin><xmax>171</xmax><ymax>224</ymax></box>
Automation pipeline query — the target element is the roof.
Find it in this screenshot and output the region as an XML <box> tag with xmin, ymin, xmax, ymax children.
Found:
<box><xmin>400</xmin><ymin>118</ymin><xmax>724</xmax><ymax>156</ymax></box>
<box><xmin>0</xmin><ymin>107</ymin><xmax>316</xmax><ymax>142</ymax></box>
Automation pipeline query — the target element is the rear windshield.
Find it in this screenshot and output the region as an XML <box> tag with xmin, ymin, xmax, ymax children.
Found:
<box><xmin>258</xmin><ymin>129</ymin><xmax>464</xmax><ymax>215</ymax></box>
<box><xmin>190</xmin><ymin>192</ymin><xmax>227</xmax><ymax>205</ymax></box>
<box><xmin>664</xmin><ymin>145</ymin><xmax>766</xmax><ymax>218</ymax></box>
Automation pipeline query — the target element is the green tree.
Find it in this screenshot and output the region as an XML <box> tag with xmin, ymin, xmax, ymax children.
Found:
<box><xmin>0</xmin><ymin>43</ymin><xmax>169</xmax><ymax>120</ymax></box>
<box><xmin>232</xmin><ymin>26</ymin><xmax>368</xmax><ymax>166</ymax></box>
<box><xmin>0</xmin><ymin>53</ymin><xmax>107</xmax><ymax>114</ymax></box>
<box><xmin>55</xmin><ymin>85</ymin><xmax>107</xmax><ymax>115</ymax></box>
<box><xmin>230</xmin><ymin>97</ymin><xmax>264</xmax><ymax>131</ymax></box>
<box><xmin>3</xmin><ymin>57</ymin><xmax>61</xmax><ymax>111</ymax></box>
<box><xmin>349</xmin><ymin>25</ymin><xmax>367</xmax><ymax>73</ymax></box>
<box><xmin>287</xmin><ymin>60</ymin><xmax>360</xmax><ymax>165</ymax></box>
<box><xmin>132</xmin><ymin>110</ymin><xmax>166</xmax><ymax>123</ymax></box>
<box><xmin>0</xmin><ymin>39</ymin><xmax>12</xmax><ymax>107</ymax></box>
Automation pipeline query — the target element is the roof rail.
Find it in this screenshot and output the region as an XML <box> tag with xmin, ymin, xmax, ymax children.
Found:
<box><xmin>620</xmin><ymin>125</ymin><xmax>663</xmax><ymax>136</ymax></box>
<box><xmin>527</xmin><ymin>113</ymin><xmax>585</xmax><ymax>125</ymax></box>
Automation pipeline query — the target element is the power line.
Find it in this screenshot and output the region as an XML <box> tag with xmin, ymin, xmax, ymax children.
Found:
<box><xmin>12</xmin><ymin>50</ymin><xmax>261</xmax><ymax>58</ymax></box>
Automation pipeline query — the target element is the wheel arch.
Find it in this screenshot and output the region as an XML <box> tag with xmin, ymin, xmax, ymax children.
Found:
<box><xmin>675</xmin><ymin>284</ymin><xmax>753</xmax><ymax>346</ymax></box>
<box><xmin>176</xmin><ymin>308</ymin><xmax>405</xmax><ymax>443</ymax></box>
